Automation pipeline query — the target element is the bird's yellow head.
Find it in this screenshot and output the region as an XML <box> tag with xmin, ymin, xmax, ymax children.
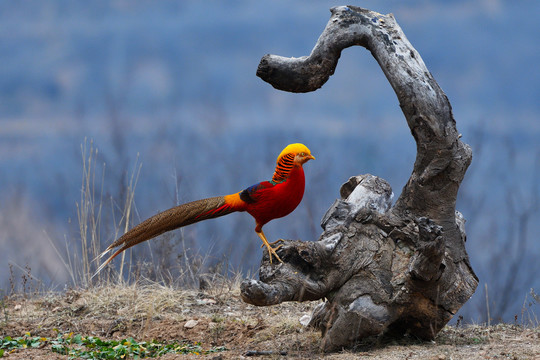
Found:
<box><xmin>277</xmin><ymin>143</ymin><xmax>315</xmax><ymax>166</ymax></box>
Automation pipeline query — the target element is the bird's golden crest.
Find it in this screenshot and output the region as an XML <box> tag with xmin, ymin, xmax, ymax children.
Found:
<box><xmin>271</xmin><ymin>143</ymin><xmax>314</xmax><ymax>184</ymax></box>
<box><xmin>276</xmin><ymin>143</ymin><xmax>313</xmax><ymax>163</ymax></box>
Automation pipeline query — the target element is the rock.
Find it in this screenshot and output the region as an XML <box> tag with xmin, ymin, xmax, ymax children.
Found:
<box><xmin>299</xmin><ymin>314</ymin><xmax>311</xmax><ymax>326</ymax></box>
<box><xmin>184</xmin><ymin>319</ymin><xmax>199</xmax><ymax>329</ymax></box>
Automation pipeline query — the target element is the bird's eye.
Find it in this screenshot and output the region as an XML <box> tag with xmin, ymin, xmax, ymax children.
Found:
<box><xmin>300</xmin><ymin>152</ymin><xmax>306</xmax><ymax>156</ymax></box>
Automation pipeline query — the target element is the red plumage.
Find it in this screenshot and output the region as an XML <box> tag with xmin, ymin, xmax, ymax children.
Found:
<box><xmin>244</xmin><ymin>166</ymin><xmax>305</xmax><ymax>231</ymax></box>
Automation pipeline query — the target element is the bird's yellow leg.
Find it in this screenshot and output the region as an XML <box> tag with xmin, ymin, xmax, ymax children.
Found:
<box><xmin>256</xmin><ymin>230</ymin><xmax>283</xmax><ymax>264</ymax></box>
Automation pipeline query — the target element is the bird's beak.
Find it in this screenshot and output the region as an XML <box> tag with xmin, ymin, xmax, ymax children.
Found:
<box><xmin>308</xmin><ymin>154</ymin><xmax>315</xmax><ymax>161</ymax></box>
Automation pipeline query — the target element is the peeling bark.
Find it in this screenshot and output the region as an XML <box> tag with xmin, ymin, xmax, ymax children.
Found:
<box><xmin>241</xmin><ymin>6</ymin><xmax>477</xmax><ymax>352</ymax></box>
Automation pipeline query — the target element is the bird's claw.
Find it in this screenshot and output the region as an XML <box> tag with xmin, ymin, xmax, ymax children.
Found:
<box><xmin>266</xmin><ymin>244</ymin><xmax>283</xmax><ymax>264</ymax></box>
<box><xmin>260</xmin><ymin>238</ymin><xmax>285</xmax><ymax>248</ymax></box>
<box><xmin>256</xmin><ymin>231</ymin><xmax>284</xmax><ymax>264</ymax></box>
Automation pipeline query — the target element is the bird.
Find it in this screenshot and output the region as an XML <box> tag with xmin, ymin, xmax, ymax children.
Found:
<box><xmin>94</xmin><ymin>143</ymin><xmax>315</xmax><ymax>276</ymax></box>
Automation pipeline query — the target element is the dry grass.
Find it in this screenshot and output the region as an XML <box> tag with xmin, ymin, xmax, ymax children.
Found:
<box><xmin>1</xmin><ymin>280</ymin><xmax>539</xmax><ymax>359</ymax></box>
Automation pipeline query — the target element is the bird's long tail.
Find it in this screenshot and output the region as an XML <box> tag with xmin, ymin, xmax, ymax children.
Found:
<box><xmin>93</xmin><ymin>196</ymin><xmax>236</xmax><ymax>277</ymax></box>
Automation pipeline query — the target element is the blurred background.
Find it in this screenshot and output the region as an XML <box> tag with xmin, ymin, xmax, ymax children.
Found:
<box><xmin>0</xmin><ymin>0</ymin><xmax>538</xmax><ymax>323</ymax></box>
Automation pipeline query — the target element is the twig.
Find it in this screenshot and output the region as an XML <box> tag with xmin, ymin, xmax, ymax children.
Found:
<box><xmin>244</xmin><ymin>350</ymin><xmax>288</xmax><ymax>356</ymax></box>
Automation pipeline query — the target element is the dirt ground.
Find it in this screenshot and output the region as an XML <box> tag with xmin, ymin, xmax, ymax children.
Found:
<box><xmin>1</xmin><ymin>283</ymin><xmax>538</xmax><ymax>359</ymax></box>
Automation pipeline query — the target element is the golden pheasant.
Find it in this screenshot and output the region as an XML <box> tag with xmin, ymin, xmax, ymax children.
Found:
<box><xmin>94</xmin><ymin>143</ymin><xmax>314</xmax><ymax>275</ymax></box>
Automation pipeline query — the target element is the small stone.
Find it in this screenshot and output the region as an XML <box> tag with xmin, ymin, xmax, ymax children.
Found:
<box><xmin>14</xmin><ymin>304</ymin><xmax>22</xmax><ymax>311</ymax></box>
<box><xmin>299</xmin><ymin>314</ymin><xmax>311</xmax><ymax>326</ymax></box>
<box><xmin>184</xmin><ymin>319</ymin><xmax>199</xmax><ymax>329</ymax></box>
<box><xmin>429</xmin><ymin>355</ymin><xmax>446</xmax><ymax>360</ymax></box>
<box><xmin>200</xmin><ymin>298</ymin><xmax>217</xmax><ymax>305</ymax></box>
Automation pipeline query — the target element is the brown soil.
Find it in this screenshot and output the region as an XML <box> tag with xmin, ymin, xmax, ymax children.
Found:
<box><xmin>1</xmin><ymin>283</ymin><xmax>538</xmax><ymax>359</ymax></box>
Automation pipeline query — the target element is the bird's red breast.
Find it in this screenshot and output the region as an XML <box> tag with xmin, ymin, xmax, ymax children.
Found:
<box><xmin>225</xmin><ymin>165</ymin><xmax>305</xmax><ymax>227</ymax></box>
<box><xmin>221</xmin><ymin>145</ymin><xmax>312</xmax><ymax>228</ymax></box>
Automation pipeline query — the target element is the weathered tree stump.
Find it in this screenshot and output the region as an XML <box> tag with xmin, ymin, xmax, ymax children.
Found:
<box><xmin>240</xmin><ymin>5</ymin><xmax>478</xmax><ymax>352</ymax></box>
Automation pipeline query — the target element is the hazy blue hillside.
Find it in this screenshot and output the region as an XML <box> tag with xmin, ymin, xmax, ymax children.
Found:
<box><xmin>0</xmin><ymin>0</ymin><xmax>539</xmax><ymax>322</ymax></box>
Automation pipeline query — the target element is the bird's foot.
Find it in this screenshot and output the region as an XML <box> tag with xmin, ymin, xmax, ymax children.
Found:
<box><xmin>260</xmin><ymin>238</ymin><xmax>285</xmax><ymax>248</ymax></box>
<box><xmin>256</xmin><ymin>231</ymin><xmax>284</xmax><ymax>264</ymax></box>
<box><xmin>265</xmin><ymin>244</ymin><xmax>283</xmax><ymax>264</ymax></box>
